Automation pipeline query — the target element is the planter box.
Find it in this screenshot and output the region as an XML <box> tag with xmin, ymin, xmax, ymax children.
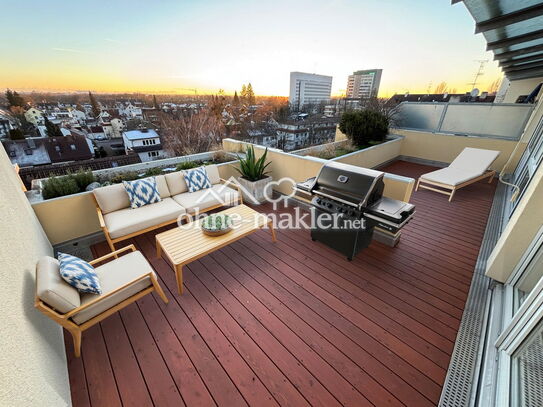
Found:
<box><xmin>237</xmin><ymin>176</ymin><xmax>272</xmax><ymax>204</ymax></box>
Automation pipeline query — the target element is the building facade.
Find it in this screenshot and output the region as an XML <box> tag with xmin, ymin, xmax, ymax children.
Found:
<box><xmin>346</xmin><ymin>69</ymin><xmax>382</xmax><ymax>99</ymax></box>
<box><xmin>122</xmin><ymin>129</ymin><xmax>165</xmax><ymax>162</ymax></box>
<box><xmin>289</xmin><ymin>72</ymin><xmax>333</xmax><ymax>111</ymax></box>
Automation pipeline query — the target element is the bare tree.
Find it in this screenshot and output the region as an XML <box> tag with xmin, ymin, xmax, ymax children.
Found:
<box><xmin>488</xmin><ymin>77</ymin><xmax>502</xmax><ymax>94</ymax></box>
<box><xmin>362</xmin><ymin>97</ymin><xmax>400</xmax><ymax>127</ymax></box>
<box><xmin>159</xmin><ymin>110</ymin><xmax>225</xmax><ymax>156</ymax></box>
<box><xmin>434</xmin><ymin>82</ymin><xmax>448</xmax><ymax>94</ymax></box>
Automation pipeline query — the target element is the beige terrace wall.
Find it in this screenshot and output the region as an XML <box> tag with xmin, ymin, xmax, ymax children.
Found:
<box><xmin>0</xmin><ymin>149</ymin><xmax>71</xmax><ymax>406</ymax></box>
<box><xmin>394</xmin><ymin>129</ymin><xmax>524</xmax><ymax>171</ymax></box>
<box><xmin>222</xmin><ymin>138</ymin><xmax>415</xmax><ymax>202</ymax></box>
<box><xmin>32</xmin><ymin>162</ymin><xmax>240</xmax><ymax>246</ymax></box>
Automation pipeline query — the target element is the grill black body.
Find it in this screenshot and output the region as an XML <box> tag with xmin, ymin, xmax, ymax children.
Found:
<box><xmin>295</xmin><ymin>161</ymin><xmax>415</xmax><ymax>260</ymax></box>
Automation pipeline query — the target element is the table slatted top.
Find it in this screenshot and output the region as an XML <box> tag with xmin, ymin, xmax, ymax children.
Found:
<box><xmin>156</xmin><ymin>204</ymin><xmax>270</xmax><ymax>265</ymax></box>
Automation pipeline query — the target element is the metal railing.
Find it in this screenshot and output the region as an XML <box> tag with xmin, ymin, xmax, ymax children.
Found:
<box><xmin>394</xmin><ymin>102</ymin><xmax>534</xmax><ymax>140</ymax></box>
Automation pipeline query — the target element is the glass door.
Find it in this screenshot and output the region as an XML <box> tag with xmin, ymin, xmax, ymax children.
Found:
<box><xmin>494</xmin><ymin>227</ymin><xmax>543</xmax><ymax>407</ymax></box>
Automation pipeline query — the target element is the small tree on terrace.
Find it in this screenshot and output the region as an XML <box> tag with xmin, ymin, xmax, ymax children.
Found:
<box><xmin>339</xmin><ymin>109</ymin><xmax>389</xmax><ymax>148</ymax></box>
<box><xmin>9</xmin><ymin>128</ymin><xmax>25</xmax><ymax>140</ymax></box>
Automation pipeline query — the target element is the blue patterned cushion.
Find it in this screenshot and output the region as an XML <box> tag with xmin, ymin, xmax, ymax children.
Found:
<box><xmin>123</xmin><ymin>177</ymin><xmax>161</xmax><ymax>209</ymax></box>
<box><xmin>58</xmin><ymin>252</ymin><xmax>101</xmax><ymax>294</ymax></box>
<box><xmin>183</xmin><ymin>167</ymin><xmax>211</xmax><ymax>193</ymax></box>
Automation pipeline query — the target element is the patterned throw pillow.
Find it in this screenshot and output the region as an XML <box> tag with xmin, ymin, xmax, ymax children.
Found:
<box><xmin>58</xmin><ymin>252</ymin><xmax>102</xmax><ymax>294</ymax></box>
<box><xmin>183</xmin><ymin>167</ymin><xmax>211</xmax><ymax>193</ymax></box>
<box><xmin>123</xmin><ymin>177</ymin><xmax>162</xmax><ymax>209</ymax></box>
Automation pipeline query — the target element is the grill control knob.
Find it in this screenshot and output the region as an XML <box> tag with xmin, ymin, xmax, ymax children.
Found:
<box><xmin>327</xmin><ymin>202</ymin><xmax>333</xmax><ymax>208</ymax></box>
<box><xmin>315</xmin><ymin>198</ymin><xmax>321</xmax><ymax>204</ymax></box>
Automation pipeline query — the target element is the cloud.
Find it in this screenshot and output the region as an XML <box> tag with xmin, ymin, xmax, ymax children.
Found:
<box><xmin>52</xmin><ymin>47</ymin><xmax>94</xmax><ymax>55</ymax></box>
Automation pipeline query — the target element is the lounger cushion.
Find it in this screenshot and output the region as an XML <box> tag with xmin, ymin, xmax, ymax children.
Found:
<box><xmin>103</xmin><ymin>197</ymin><xmax>185</xmax><ymax>239</ymax></box>
<box><xmin>165</xmin><ymin>171</ymin><xmax>188</xmax><ymax>195</ymax></box>
<box><xmin>72</xmin><ymin>251</ymin><xmax>155</xmax><ymax>324</ymax></box>
<box><xmin>449</xmin><ymin>148</ymin><xmax>500</xmax><ymax>175</ymax></box>
<box><xmin>93</xmin><ymin>183</ymin><xmax>130</xmax><ymax>214</ymax></box>
<box><xmin>172</xmin><ymin>184</ymin><xmax>238</xmax><ymax>213</ymax></box>
<box><xmin>36</xmin><ymin>256</ymin><xmax>81</xmax><ymax>313</ymax></box>
<box><xmin>420</xmin><ymin>167</ymin><xmax>483</xmax><ymax>186</ymax></box>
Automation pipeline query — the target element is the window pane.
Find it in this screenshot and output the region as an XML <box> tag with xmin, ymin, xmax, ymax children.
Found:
<box><xmin>513</xmin><ymin>239</ymin><xmax>543</xmax><ymax>312</ymax></box>
<box><xmin>512</xmin><ymin>318</ymin><xmax>543</xmax><ymax>407</ymax></box>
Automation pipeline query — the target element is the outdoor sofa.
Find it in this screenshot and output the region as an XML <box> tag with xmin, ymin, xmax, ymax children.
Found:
<box><xmin>92</xmin><ymin>164</ymin><xmax>242</xmax><ymax>251</ymax></box>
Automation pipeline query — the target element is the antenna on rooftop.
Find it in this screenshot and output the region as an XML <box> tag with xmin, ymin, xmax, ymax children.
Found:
<box><xmin>468</xmin><ymin>59</ymin><xmax>488</xmax><ymax>91</ymax></box>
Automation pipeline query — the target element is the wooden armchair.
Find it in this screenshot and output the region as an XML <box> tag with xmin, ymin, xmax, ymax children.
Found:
<box><xmin>35</xmin><ymin>245</ymin><xmax>168</xmax><ymax>357</ymax></box>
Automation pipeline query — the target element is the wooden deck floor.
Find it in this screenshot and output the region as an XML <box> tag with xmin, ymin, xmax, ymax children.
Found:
<box><xmin>65</xmin><ymin>160</ymin><xmax>497</xmax><ymax>407</ymax></box>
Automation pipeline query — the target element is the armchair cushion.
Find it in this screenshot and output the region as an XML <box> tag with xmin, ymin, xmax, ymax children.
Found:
<box><xmin>58</xmin><ymin>252</ymin><xmax>101</xmax><ymax>294</ymax></box>
<box><xmin>182</xmin><ymin>167</ymin><xmax>211</xmax><ymax>193</ymax></box>
<box><xmin>103</xmin><ymin>197</ymin><xmax>185</xmax><ymax>239</ymax></box>
<box><xmin>123</xmin><ymin>177</ymin><xmax>162</xmax><ymax>209</ymax></box>
<box><xmin>36</xmin><ymin>256</ymin><xmax>81</xmax><ymax>313</ymax></box>
<box><xmin>72</xmin><ymin>251</ymin><xmax>156</xmax><ymax>324</ymax></box>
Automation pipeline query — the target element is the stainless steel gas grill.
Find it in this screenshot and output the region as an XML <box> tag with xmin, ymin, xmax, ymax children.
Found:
<box><xmin>295</xmin><ymin>161</ymin><xmax>415</xmax><ymax>260</ymax></box>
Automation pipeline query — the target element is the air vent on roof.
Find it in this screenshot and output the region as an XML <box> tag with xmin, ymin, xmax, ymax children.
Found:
<box><xmin>9</xmin><ymin>150</ymin><xmax>16</xmax><ymax>157</ymax></box>
<box><xmin>27</xmin><ymin>138</ymin><xmax>36</xmax><ymax>149</ymax></box>
<box><xmin>24</xmin><ymin>149</ymin><xmax>33</xmax><ymax>155</ymax></box>
<box><xmin>141</xmin><ymin>129</ymin><xmax>149</xmax><ymax>133</ymax></box>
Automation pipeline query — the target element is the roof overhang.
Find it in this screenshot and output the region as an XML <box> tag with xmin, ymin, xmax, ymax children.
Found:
<box><xmin>455</xmin><ymin>0</ymin><xmax>543</xmax><ymax>80</ymax></box>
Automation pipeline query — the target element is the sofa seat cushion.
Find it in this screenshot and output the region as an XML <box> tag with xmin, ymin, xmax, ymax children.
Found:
<box><xmin>420</xmin><ymin>167</ymin><xmax>482</xmax><ymax>186</ymax></box>
<box><xmin>104</xmin><ymin>197</ymin><xmax>185</xmax><ymax>239</ymax></box>
<box><xmin>172</xmin><ymin>184</ymin><xmax>238</xmax><ymax>213</ymax></box>
<box><xmin>72</xmin><ymin>251</ymin><xmax>155</xmax><ymax>324</ymax></box>
<box><xmin>36</xmin><ymin>256</ymin><xmax>81</xmax><ymax>313</ymax></box>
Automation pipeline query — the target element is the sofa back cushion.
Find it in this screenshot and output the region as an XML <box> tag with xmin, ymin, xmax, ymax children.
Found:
<box><xmin>36</xmin><ymin>256</ymin><xmax>81</xmax><ymax>313</ymax></box>
<box><xmin>165</xmin><ymin>171</ymin><xmax>188</xmax><ymax>195</ymax></box>
<box><xmin>155</xmin><ymin>175</ymin><xmax>171</xmax><ymax>198</ymax></box>
<box><xmin>123</xmin><ymin>178</ymin><xmax>162</xmax><ymax>209</ymax></box>
<box><xmin>93</xmin><ymin>183</ymin><xmax>131</xmax><ymax>214</ymax></box>
<box><xmin>206</xmin><ymin>164</ymin><xmax>221</xmax><ymax>184</ymax></box>
<box><xmin>182</xmin><ymin>167</ymin><xmax>212</xmax><ymax>192</ymax></box>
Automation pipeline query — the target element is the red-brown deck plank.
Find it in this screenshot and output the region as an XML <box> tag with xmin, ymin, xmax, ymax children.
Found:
<box><xmin>64</xmin><ymin>160</ymin><xmax>496</xmax><ymax>407</ymax></box>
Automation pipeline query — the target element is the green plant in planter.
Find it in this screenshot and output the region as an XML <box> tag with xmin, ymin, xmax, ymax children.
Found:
<box><xmin>69</xmin><ymin>169</ymin><xmax>95</xmax><ymax>191</ymax></box>
<box><xmin>144</xmin><ymin>167</ymin><xmax>163</xmax><ymax>177</ymax></box>
<box><xmin>235</xmin><ymin>145</ymin><xmax>270</xmax><ymax>182</ymax></box>
<box><xmin>339</xmin><ymin>110</ymin><xmax>389</xmax><ymax>148</ymax></box>
<box><xmin>42</xmin><ymin>176</ymin><xmax>80</xmax><ymax>200</ymax></box>
<box><xmin>109</xmin><ymin>171</ymin><xmax>139</xmax><ymax>184</ymax></box>
<box><xmin>176</xmin><ymin>161</ymin><xmax>199</xmax><ymax>171</ymax></box>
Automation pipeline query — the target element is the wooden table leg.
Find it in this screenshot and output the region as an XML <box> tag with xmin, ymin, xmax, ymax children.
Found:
<box><xmin>156</xmin><ymin>241</ymin><xmax>162</xmax><ymax>259</ymax></box>
<box><xmin>175</xmin><ymin>264</ymin><xmax>184</xmax><ymax>294</ymax></box>
<box><xmin>268</xmin><ymin>220</ymin><xmax>277</xmax><ymax>242</ymax></box>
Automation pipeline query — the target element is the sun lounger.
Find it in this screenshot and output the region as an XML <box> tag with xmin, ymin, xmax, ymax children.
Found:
<box><xmin>415</xmin><ymin>147</ymin><xmax>500</xmax><ymax>201</ymax></box>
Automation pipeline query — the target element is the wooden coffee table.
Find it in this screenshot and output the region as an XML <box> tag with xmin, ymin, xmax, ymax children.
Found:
<box><xmin>156</xmin><ymin>204</ymin><xmax>276</xmax><ymax>294</ymax></box>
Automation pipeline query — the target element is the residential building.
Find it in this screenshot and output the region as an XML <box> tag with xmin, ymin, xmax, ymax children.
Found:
<box><xmin>110</xmin><ymin>117</ymin><xmax>124</xmax><ymax>138</ymax></box>
<box><xmin>346</xmin><ymin>69</ymin><xmax>382</xmax><ymax>99</ymax></box>
<box><xmin>2</xmin><ymin>138</ymin><xmax>51</xmax><ymax>167</ymax></box>
<box><xmin>122</xmin><ymin>128</ymin><xmax>165</xmax><ymax>162</ymax></box>
<box><xmin>276</xmin><ymin>117</ymin><xmax>338</xmax><ymax>150</ymax></box>
<box><xmin>43</xmin><ymin>134</ymin><xmax>94</xmax><ymax>163</ymax></box>
<box><xmin>24</xmin><ymin>107</ymin><xmax>44</xmax><ymax>126</ymax></box>
<box><xmin>289</xmin><ymin>71</ymin><xmax>333</xmax><ymax>111</ymax></box>
<box><xmin>117</xmin><ymin>102</ymin><xmax>143</xmax><ymax>119</ymax></box>
<box><xmin>0</xmin><ymin>110</ymin><xmax>17</xmax><ymax>138</ymax></box>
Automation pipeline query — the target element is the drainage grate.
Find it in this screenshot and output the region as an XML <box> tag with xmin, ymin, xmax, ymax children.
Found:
<box><xmin>439</xmin><ymin>183</ymin><xmax>507</xmax><ymax>407</ymax></box>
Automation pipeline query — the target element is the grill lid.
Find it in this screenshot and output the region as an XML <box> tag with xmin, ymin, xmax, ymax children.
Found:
<box><xmin>311</xmin><ymin>161</ymin><xmax>384</xmax><ymax>207</ymax></box>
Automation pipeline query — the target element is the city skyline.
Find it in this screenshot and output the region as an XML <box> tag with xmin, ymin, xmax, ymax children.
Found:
<box><xmin>1</xmin><ymin>0</ymin><xmax>502</xmax><ymax>97</ymax></box>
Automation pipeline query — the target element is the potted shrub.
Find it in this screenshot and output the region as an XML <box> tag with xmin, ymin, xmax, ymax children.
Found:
<box><xmin>339</xmin><ymin>109</ymin><xmax>389</xmax><ymax>148</ymax></box>
<box><xmin>234</xmin><ymin>145</ymin><xmax>272</xmax><ymax>204</ymax></box>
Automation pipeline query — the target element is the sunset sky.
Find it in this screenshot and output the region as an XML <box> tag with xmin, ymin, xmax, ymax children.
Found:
<box><xmin>0</xmin><ymin>0</ymin><xmax>502</xmax><ymax>97</ymax></box>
